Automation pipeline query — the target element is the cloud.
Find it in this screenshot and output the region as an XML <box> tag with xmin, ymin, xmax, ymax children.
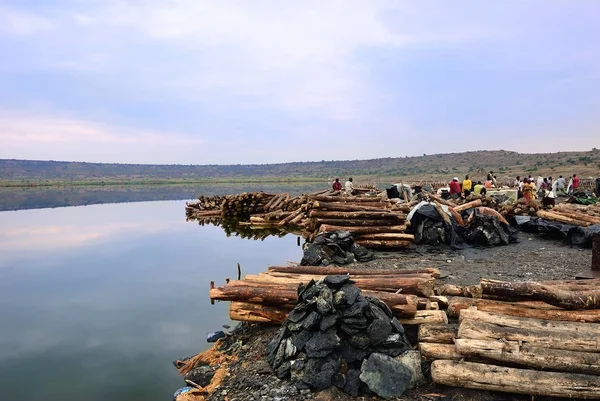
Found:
<box><xmin>0</xmin><ymin>6</ymin><xmax>54</xmax><ymax>36</ymax></box>
<box><xmin>0</xmin><ymin>110</ymin><xmax>205</xmax><ymax>163</ymax></box>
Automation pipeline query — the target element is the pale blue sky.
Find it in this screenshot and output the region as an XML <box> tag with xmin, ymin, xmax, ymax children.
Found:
<box><xmin>0</xmin><ymin>1</ymin><xmax>598</xmax><ymax>164</ymax></box>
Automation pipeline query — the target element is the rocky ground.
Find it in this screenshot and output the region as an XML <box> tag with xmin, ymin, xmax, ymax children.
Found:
<box><xmin>177</xmin><ymin>233</ymin><xmax>595</xmax><ymax>401</ymax></box>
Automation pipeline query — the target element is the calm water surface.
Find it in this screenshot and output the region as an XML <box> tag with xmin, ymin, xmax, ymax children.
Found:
<box><xmin>0</xmin><ymin>189</ymin><xmax>309</xmax><ymax>401</ymax></box>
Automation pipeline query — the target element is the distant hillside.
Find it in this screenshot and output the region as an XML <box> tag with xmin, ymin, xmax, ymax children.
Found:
<box><xmin>1</xmin><ymin>149</ymin><xmax>599</xmax><ymax>184</ymax></box>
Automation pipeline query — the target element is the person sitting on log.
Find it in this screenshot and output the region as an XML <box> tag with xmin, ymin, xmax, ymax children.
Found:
<box><xmin>332</xmin><ymin>178</ymin><xmax>342</xmax><ymax>191</ymax></box>
<box><xmin>473</xmin><ymin>181</ymin><xmax>486</xmax><ymax>197</ymax></box>
<box><xmin>345</xmin><ymin>177</ymin><xmax>358</xmax><ymax>195</ymax></box>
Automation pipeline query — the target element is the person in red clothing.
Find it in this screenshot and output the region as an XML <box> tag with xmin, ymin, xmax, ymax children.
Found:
<box><xmin>449</xmin><ymin>177</ymin><xmax>462</xmax><ymax>199</ymax></box>
<box><xmin>332</xmin><ymin>178</ymin><xmax>342</xmax><ymax>191</ymax></box>
<box><xmin>572</xmin><ymin>174</ymin><xmax>580</xmax><ymax>191</ymax></box>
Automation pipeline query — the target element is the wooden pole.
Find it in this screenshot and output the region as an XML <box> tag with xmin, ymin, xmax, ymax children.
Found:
<box><xmin>431</xmin><ymin>360</ymin><xmax>600</xmax><ymax>399</ymax></box>
<box><xmin>266</xmin><ymin>265</ymin><xmax>439</xmax><ymax>277</ymax></box>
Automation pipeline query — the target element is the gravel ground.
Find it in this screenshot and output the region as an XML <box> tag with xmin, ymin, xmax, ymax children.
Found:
<box><xmin>189</xmin><ymin>233</ymin><xmax>594</xmax><ymax>401</ymax></box>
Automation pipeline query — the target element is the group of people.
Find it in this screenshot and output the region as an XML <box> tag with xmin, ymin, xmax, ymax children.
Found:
<box><xmin>447</xmin><ymin>171</ymin><xmax>583</xmax><ymax>204</ymax></box>
<box><xmin>514</xmin><ymin>174</ymin><xmax>580</xmax><ymax>203</ymax></box>
<box><xmin>448</xmin><ymin>173</ymin><xmax>492</xmax><ymax>199</ymax></box>
<box><xmin>332</xmin><ymin>177</ymin><xmax>358</xmax><ymax>195</ymax></box>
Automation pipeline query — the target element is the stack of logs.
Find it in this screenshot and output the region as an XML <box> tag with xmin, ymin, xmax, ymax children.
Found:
<box><xmin>209</xmin><ymin>265</ymin><xmax>448</xmax><ymax>327</ymax></box>
<box><xmin>419</xmin><ymin>278</ymin><xmax>600</xmax><ymax>398</ymax></box>
<box><xmin>538</xmin><ymin>202</ymin><xmax>600</xmax><ymax>227</ymax></box>
<box><xmin>187</xmin><ymin>190</ymin><xmax>416</xmax><ymax>249</ymax></box>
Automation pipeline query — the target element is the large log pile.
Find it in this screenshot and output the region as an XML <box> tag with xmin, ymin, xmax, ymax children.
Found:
<box><xmin>416</xmin><ymin>276</ymin><xmax>600</xmax><ymax>399</ymax></box>
<box><xmin>186</xmin><ymin>189</ymin><xmax>416</xmax><ymax>249</ymax></box>
<box><xmin>209</xmin><ymin>265</ymin><xmax>446</xmax><ymax>326</ymax></box>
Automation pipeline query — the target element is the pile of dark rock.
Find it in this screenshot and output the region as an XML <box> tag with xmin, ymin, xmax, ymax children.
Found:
<box><xmin>300</xmin><ymin>231</ymin><xmax>374</xmax><ymax>266</ymax></box>
<box><xmin>266</xmin><ymin>275</ymin><xmax>424</xmax><ymax>398</ymax></box>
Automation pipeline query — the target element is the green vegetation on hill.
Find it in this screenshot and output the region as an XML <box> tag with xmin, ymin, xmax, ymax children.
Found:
<box><xmin>1</xmin><ymin>149</ymin><xmax>599</xmax><ymax>186</ymax></box>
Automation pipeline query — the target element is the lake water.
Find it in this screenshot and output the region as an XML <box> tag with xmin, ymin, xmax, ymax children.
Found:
<box><xmin>0</xmin><ymin>184</ymin><xmax>323</xmax><ymax>401</ymax></box>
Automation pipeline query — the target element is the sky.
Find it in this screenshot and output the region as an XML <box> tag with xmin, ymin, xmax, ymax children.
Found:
<box><xmin>0</xmin><ymin>1</ymin><xmax>599</xmax><ymax>165</ymax></box>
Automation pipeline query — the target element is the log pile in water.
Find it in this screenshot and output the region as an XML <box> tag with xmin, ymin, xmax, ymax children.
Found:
<box><xmin>187</xmin><ymin>187</ymin><xmax>416</xmax><ymax>249</ymax></box>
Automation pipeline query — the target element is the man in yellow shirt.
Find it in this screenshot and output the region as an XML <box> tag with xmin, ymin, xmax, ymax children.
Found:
<box><xmin>473</xmin><ymin>181</ymin><xmax>486</xmax><ymax>196</ymax></box>
<box><xmin>462</xmin><ymin>175</ymin><xmax>472</xmax><ymax>195</ymax></box>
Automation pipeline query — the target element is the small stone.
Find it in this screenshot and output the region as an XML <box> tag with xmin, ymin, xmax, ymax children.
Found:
<box><xmin>313</xmin><ymin>386</ymin><xmax>343</xmax><ymax>401</ymax></box>
<box><xmin>222</xmin><ymin>324</ymin><xmax>231</xmax><ymax>329</ymax></box>
<box><xmin>206</xmin><ymin>331</ymin><xmax>226</xmax><ymax>342</ymax></box>
<box><xmin>333</xmin><ymin>291</ymin><xmax>346</xmax><ymax>306</ymax></box>
<box><xmin>302</xmin><ymin>311</ymin><xmax>321</xmax><ymax>330</ymax></box>
<box><xmin>340</xmin><ymin>283</ymin><xmax>360</xmax><ymax>305</ymax></box>
<box><xmin>367</xmin><ymin>318</ymin><xmax>392</xmax><ymax>345</ymax></box>
<box><xmin>304</xmin><ymin>329</ymin><xmax>340</xmax><ymax>357</ymax></box>
<box><xmin>221</xmin><ymin>389</ymin><xmax>228</xmax><ymax>395</ymax></box>
<box><xmin>343</xmin><ymin>368</ymin><xmax>361</xmax><ymax>396</ymax></box>
<box><xmin>390</xmin><ymin>318</ymin><xmax>405</xmax><ymax>334</ymax></box>
<box><xmin>319</xmin><ymin>314</ymin><xmax>338</xmax><ymax>331</ymax></box>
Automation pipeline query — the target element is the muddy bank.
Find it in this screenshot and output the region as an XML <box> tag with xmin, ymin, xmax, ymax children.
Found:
<box><xmin>177</xmin><ymin>234</ymin><xmax>594</xmax><ymax>401</ymax></box>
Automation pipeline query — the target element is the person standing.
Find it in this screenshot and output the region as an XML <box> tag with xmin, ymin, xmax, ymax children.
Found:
<box><xmin>573</xmin><ymin>174</ymin><xmax>580</xmax><ymax>191</ymax></box>
<box><xmin>462</xmin><ymin>175</ymin><xmax>472</xmax><ymax>195</ymax></box>
<box><xmin>332</xmin><ymin>178</ymin><xmax>342</xmax><ymax>191</ymax></box>
<box><xmin>514</xmin><ymin>176</ymin><xmax>521</xmax><ymax>187</ymax></box>
<box><xmin>522</xmin><ymin>178</ymin><xmax>534</xmax><ymax>203</ymax></box>
<box><xmin>449</xmin><ymin>177</ymin><xmax>461</xmax><ymax>199</ymax></box>
<box><xmin>557</xmin><ymin>175</ymin><xmax>566</xmax><ymax>195</ymax></box>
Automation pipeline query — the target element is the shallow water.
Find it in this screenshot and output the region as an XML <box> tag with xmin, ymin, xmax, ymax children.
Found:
<box><xmin>0</xmin><ymin>186</ymin><xmax>315</xmax><ymax>401</ymax></box>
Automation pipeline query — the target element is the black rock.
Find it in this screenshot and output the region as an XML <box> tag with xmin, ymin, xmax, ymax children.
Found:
<box><xmin>298</xmin><ymin>280</ymin><xmax>319</xmax><ymax>301</ymax></box>
<box><xmin>366</xmin><ymin>297</ymin><xmax>394</xmax><ymax>319</ymax></box>
<box><xmin>349</xmin><ymin>332</ymin><xmax>370</xmax><ymax>349</ymax></box>
<box><xmin>184</xmin><ymin>365</ymin><xmax>214</xmax><ymax>387</ymax></box>
<box><xmin>300</xmin><ymin>355</ymin><xmax>341</xmax><ymax>390</ymax></box>
<box><xmin>333</xmin><ymin>291</ymin><xmax>346</xmax><ymax>306</ymax></box>
<box><xmin>206</xmin><ymin>331</ymin><xmax>226</xmax><ymax>342</ymax></box>
<box><xmin>291</xmin><ymin>329</ymin><xmax>313</xmax><ymax>351</ymax></box>
<box><xmin>275</xmin><ymin>361</ymin><xmax>291</xmax><ymax>379</ymax></box>
<box><xmin>367</xmin><ymin>318</ymin><xmax>392</xmax><ymax>346</ymax></box>
<box><xmin>390</xmin><ymin>318</ymin><xmax>405</xmax><ymax>334</ymax></box>
<box><xmin>302</xmin><ymin>311</ymin><xmax>321</xmax><ymax>330</ymax></box>
<box><xmin>359</xmin><ymin>353</ymin><xmax>412</xmax><ymax>399</ymax></box>
<box><xmin>332</xmin><ymin>372</ymin><xmax>346</xmax><ymax>388</ymax></box>
<box><xmin>287</xmin><ymin>308</ymin><xmax>307</xmax><ymax>323</ymax></box>
<box><xmin>340</xmin><ymin>283</ymin><xmax>361</xmax><ymax>305</ymax></box>
<box><xmin>324</xmin><ymin>275</ymin><xmax>351</xmax><ymax>286</ymax></box>
<box><xmin>304</xmin><ymin>329</ymin><xmax>340</xmax><ymax>358</ymax></box>
<box><xmin>319</xmin><ymin>314</ymin><xmax>338</xmax><ymax>331</ymax></box>
<box><xmin>343</xmin><ymin>368</ymin><xmax>361</xmax><ymax>396</ymax></box>
<box><xmin>339</xmin><ymin>342</ymin><xmax>368</xmax><ymax>364</ymax></box>
<box><xmin>342</xmin><ymin>297</ymin><xmax>367</xmax><ymax>318</ymax></box>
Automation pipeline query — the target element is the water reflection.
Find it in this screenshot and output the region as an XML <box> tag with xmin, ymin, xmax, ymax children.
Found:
<box><xmin>0</xmin><ymin>200</ymin><xmax>303</xmax><ymax>401</ymax></box>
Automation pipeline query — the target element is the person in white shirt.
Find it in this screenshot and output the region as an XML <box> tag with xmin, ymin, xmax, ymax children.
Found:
<box><xmin>345</xmin><ymin>177</ymin><xmax>357</xmax><ymax>195</ymax></box>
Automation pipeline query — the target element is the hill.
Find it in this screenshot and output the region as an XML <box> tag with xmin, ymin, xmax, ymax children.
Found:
<box><xmin>1</xmin><ymin>149</ymin><xmax>599</xmax><ymax>185</ymax></box>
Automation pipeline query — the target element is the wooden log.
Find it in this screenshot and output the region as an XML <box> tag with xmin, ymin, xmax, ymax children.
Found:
<box><xmin>312</xmin><ymin>201</ymin><xmax>390</xmax><ymax>212</ymax></box>
<box><xmin>243</xmin><ymin>275</ymin><xmax>434</xmax><ymax>296</ymax></box>
<box><xmin>452</xmin><ymin>199</ymin><xmax>482</xmax><ymax>213</ymax></box>
<box><xmin>270</xmin><ymin>193</ymin><xmax>289</xmax><ymax>212</ymax></box>
<box><xmin>428</xmin><ymin>194</ymin><xmax>457</xmax><ymax>207</ymax></box>
<box><xmin>353</xmin><ymin>233</ymin><xmax>415</xmax><ymax>241</ymax></box>
<box><xmin>267</xmin><ymin>265</ymin><xmax>440</xmax><ymax>277</ymax></box>
<box><xmin>309</xmin><ymin>195</ymin><xmax>385</xmax><ymax>203</ymax></box>
<box><xmin>458</xmin><ymin>310</ymin><xmax>600</xmax><ymax>352</ymax></box>
<box><xmin>314</xmin><ymin>218</ymin><xmax>402</xmax><ymax>227</ymax></box>
<box><xmin>539</xmin><ymin>278</ymin><xmax>600</xmax><ymax>291</ymax></box>
<box><xmin>536</xmin><ymin>210</ymin><xmax>591</xmax><ymax>227</ymax></box>
<box><xmin>546</xmin><ymin>210</ymin><xmax>600</xmax><ymax>225</ymax></box>
<box><xmin>481</xmin><ymin>279</ymin><xmax>600</xmax><ymax>310</ymax></box>
<box><xmin>309</xmin><ymin>210</ymin><xmax>404</xmax><ymax>220</ymax></box>
<box><xmin>355</xmin><ymin>239</ymin><xmax>413</xmax><ymax>249</ymax></box>
<box><xmin>431</xmin><ymin>360</ymin><xmax>600</xmax><ymax>399</ymax></box>
<box><xmin>319</xmin><ymin>224</ymin><xmax>407</xmax><ymax>234</ymax></box>
<box><xmin>229</xmin><ymin>301</ymin><xmax>291</xmax><ymax>324</ymax></box>
<box><xmin>213</xmin><ymin>282</ymin><xmax>419</xmax><ymax>316</ymax></box>
<box><xmin>398</xmin><ymin>310</ymin><xmax>448</xmax><ymax>325</ymax></box>
<box><xmin>433</xmin><ymin>201</ymin><xmax>452</xmax><ymax>225</ymax></box>
<box><xmin>278</xmin><ymin>207</ymin><xmax>304</xmax><ymax>226</ymax></box>
<box><xmin>455</xmin><ymin>338</ymin><xmax>600</xmax><ymax>376</ymax></box>
<box><xmin>418</xmin><ymin>324</ymin><xmax>458</xmax><ymax>344</ymax></box>
<box><xmin>447</xmin><ymin>296</ymin><xmax>600</xmax><ymax>322</ymax></box>
<box><xmin>436</xmin><ymin>284</ymin><xmax>483</xmax><ymax>298</ymax></box>
<box><xmin>419</xmin><ymin>343</ymin><xmax>461</xmax><ymax>360</ymax></box>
